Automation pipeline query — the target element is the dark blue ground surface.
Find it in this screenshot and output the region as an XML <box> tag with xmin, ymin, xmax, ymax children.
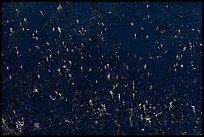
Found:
<box><xmin>2</xmin><ymin>2</ymin><xmax>202</xmax><ymax>135</ymax></box>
